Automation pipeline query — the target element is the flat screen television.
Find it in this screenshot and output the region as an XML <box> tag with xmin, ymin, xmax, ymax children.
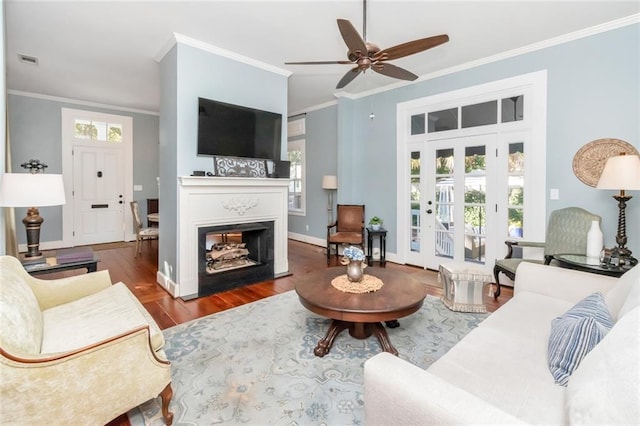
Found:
<box><xmin>197</xmin><ymin>97</ymin><xmax>282</xmax><ymax>160</ymax></box>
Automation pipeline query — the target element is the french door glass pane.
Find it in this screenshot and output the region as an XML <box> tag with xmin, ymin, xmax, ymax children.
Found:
<box><xmin>464</xmin><ymin>146</ymin><xmax>486</xmax><ymax>263</ymax></box>
<box><xmin>435</xmin><ymin>149</ymin><xmax>454</xmax><ymax>258</ymax></box>
<box><xmin>508</xmin><ymin>142</ymin><xmax>525</xmax><ymax>237</ymax></box>
<box><xmin>410</xmin><ymin>151</ymin><xmax>421</xmax><ymax>252</ymax></box>
<box><xmin>501</xmin><ymin>95</ymin><xmax>524</xmax><ymax>123</ymax></box>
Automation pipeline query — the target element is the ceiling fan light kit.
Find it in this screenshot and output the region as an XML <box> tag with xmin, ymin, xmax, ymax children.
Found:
<box><xmin>285</xmin><ymin>0</ymin><xmax>449</xmax><ymax>89</ymax></box>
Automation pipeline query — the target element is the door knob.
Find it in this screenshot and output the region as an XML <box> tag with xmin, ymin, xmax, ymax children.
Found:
<box><xmin>426</xmin><ymin>209</ymin><xmax>433</xmax><ymax>214</ymax></box>
<box><xmin>97</xmin><ymin>171</ymin><xmax>103</xmax><ymax>178</ymax></box>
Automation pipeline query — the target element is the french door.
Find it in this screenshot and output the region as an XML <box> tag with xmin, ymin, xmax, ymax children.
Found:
<box><xmin>397</xmin><ymin>71</ymin><xmax>547</xmax><ymax>271</ymax></box>
<box><xmin>425</xmin><ymin>134</ymin><xmax>497</xmax><ymax>268</ymax></box>
<box><xmin>406</xmin><ymin>134</ymin><xmax>497</xmax><ymax>269</ymax></box>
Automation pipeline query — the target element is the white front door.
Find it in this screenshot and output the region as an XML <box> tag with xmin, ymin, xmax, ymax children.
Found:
<box><xmin>73</xmin><ymin>145</ymin><xmax>125</xmax><ymax>245</ymax></box>
<box><xmin>61</xmin><ymin>108</ymin><xmax>134</xmax><ymax>247</ymax></box>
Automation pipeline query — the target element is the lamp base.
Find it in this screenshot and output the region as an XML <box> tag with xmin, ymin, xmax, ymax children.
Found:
<box><xmin>23</xmin><ymin>207</ymin><xmax>44</xmax><ymax>260</ymax></box>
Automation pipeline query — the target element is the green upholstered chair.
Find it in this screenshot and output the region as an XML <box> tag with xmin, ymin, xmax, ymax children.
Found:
<box><xmin>493</xmin><ymin>207</ymin><xmax>601</xmax><ymax>298</ymax></box>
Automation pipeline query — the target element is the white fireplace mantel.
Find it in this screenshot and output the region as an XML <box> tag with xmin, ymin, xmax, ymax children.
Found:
<box><xmin>174</xmin><ymin>176</ymin><xmax>289</xmax><ymax>298</ymax></box>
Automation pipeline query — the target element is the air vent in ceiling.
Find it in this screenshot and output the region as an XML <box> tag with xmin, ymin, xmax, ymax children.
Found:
<box><xmin>18</xmin><ymin>54</ymin><xmax>39</xmax><ymax>65</ymax></box>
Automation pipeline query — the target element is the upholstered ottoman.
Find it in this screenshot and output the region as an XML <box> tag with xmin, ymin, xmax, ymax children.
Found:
<box><xmin>439</xmin><ymin>262</ymin><xmax>492</xmax><ymax>313</ymax></box>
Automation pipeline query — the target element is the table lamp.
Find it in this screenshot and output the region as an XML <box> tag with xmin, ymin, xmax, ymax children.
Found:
<box><xmin>322</xmin><ymin>175</ymin><xmax>338</xmax><ymax>224</ymax></box>
<box><xmin>596</xmin><ymin>153</ymin><xmax>640</xmax><ymax>265</ymax></box>
<box><xmin>0</xmin><ymin>162</ymin><xmax>66</xmax><ymax>261</ymax></box>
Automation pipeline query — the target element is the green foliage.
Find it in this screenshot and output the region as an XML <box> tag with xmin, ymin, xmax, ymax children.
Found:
<box><xmin>369</xmin><ymin>216</ymin><xmax>383</xmax><ymax>225</ymax></box>
<box><xmin>464</xmin><ymin>189</ymin><xmax>486</xmax><ymax>227</ymax></box>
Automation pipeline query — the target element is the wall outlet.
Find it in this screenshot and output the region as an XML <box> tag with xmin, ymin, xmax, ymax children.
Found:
<box><xmin>133</xmin><ymin>184</ymin><xmax>143</xmax><ymax>191</ymax></box>
<box><xmin>550</xmin><ymin>188</ymin><xmax>559</xmax><ymax>200</ymax></box>
<box><xmin>305</xmin><ymin>224</ymin><xmax>309</xmax><ymax>231</ymax></box>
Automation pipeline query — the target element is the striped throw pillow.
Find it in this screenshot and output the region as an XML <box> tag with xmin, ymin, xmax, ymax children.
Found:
<box><xmin>548</xmin><ymin>292</ymin><xmax>613</xmax><ymax>386</ymax></box>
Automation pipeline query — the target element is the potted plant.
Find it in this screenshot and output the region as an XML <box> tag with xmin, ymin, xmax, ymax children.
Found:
<box><xmin>369</xmin><ymin>216</ymin><xmax>383</xmax><ymax>231</ymax></box>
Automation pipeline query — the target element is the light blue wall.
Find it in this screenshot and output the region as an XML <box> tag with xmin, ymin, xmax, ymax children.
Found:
<box><xmin>159</xmin><ymin>42</ymin><xmax>288</xmax><ymax>282</ymax></box>
<box><xmin>300</xmin><ymin>23</ymin><xmax>639</xmax><ymax>257</ymax></box>
<box><xmin>7</xmin><ymin>94</ymin><xmax>160</xmax><ymax>245</ymax></box>
<box><xmin>158</xmin><ymin>45</ymin><xmax>179</xmax><ymax>277</ymax></box>
<box><xmin>288</xmin><ymin>106</ymin><xmax>339</xmax><ymax>237</ymax></box>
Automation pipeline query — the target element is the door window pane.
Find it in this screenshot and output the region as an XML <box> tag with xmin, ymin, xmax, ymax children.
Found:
<box><xmin>410</xmin><ymin>151</ymin><xmax>421</xmax><ymax>252</ymax></box>
<box><xmin>435</xmin><ymin>148</ymin><xmax>455</xmax><ymax>258</ymax></box>
<box><xmin>436</xmin><ymin>148</ymin><xmax>454</xmax><ymax>174</ymax></box>
<box><xmin>411</xmin><ymin>114</ymin><xmax>425</xmax><ymax>135</ymax></box>
<box><xmin>108</xmin><ymin>124</ymin><xmax>123</xmax><ymax>142</ymax></box>
<box><xmin>428</xmin><ymin>108</ymin><xmax>458</xmax><ymax>133</ymax></box>
<box><xmin>508</xmin><ymin>142</ymin><xmax>524</xmax><ymax>238</ymax></box>
<box><xmin>501</xmin><ymin>95</ymin><xmax>524</xmax><ymax>123</ymax></box>
<box><xmin>461</xmin><ymin>100</ymin><xmax>497</xmax><ymax>128</ymax></box>
<box><xmin>464</xmin><ymin>146</ymin><xmax>486</xmax><ymax>263</ymax></box>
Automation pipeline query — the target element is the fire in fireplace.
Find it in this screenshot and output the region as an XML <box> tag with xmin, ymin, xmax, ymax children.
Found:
<box><xmin>198</xmin><ymin>221</ymin><xmax>274</xmax><ymax>297</ymax></box>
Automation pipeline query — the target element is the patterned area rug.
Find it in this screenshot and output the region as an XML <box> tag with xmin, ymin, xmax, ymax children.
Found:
<box><xmin>129</xmin><ymin>291</ymin><xmax>487</xmax><ymax>425</ymax></box>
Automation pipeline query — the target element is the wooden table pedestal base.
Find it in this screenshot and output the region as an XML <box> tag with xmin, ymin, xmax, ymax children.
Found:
<box><xmin>314</xmin><ymin>320</ymin><xmax>398</xmax><ymax>357</ymax></box>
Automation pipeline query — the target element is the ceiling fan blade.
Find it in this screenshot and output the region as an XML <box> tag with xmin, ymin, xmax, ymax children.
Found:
<box><xmin>375</xmin><ymin>34</ymin><xmax>449</xmax><ymax>61</ymax></box>
<box><xmin>285</xmin><ymin>60</ymin><xmax>353</xmax><ymax>65</ymax></box>
<box><xmin>336</xmin><ymin>67</ymin><xmax>363</xmax><ymax>89</ymax></box>
<box><xmin>372</xmin><ymin>63</ymin><xmax>418</xmax><ymax>81</ymax></box>
<box><xmin>337</xmin><ymin>19</ymin><xmax>367</xmax><ymax>57</ymax></box>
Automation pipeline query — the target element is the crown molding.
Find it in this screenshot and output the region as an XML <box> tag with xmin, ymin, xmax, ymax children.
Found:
<box><xmin>7</xmin><ymin>90</ymin><xmax>159</xmax><ymax>116</ymax></box>
<box><xmin>155</xmin><ymin>32</ymin><xmax>292</xmax><ymax>78</ymax></box>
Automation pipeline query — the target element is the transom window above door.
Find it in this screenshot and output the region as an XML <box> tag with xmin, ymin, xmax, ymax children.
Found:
<box><xmin>410</xmin><ymin>94</ymin><xmax>525</xmax><ymax>135</ymax></box>
<box><xmin>73</xmin><ymin>119</ymin><xmax>123</xmax><ymax>143</ymax></box>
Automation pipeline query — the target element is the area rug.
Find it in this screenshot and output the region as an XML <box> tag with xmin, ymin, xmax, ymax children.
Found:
<box><xmin>129</xmin><ymin>291</ymin><xmax>487</xmax><ymax>425</ymax></box>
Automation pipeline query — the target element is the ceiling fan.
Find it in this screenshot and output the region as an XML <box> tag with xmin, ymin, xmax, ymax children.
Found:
<box><xmin>285</xmin><ymin>0</ymin><xmax>449</xmax><ymax>89</ymax></box>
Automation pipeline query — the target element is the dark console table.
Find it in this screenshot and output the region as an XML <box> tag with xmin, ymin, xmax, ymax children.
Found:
<box><xmin>22</xmin><ymin>249</ymin><xmax>99</xmax><ymax>276</ymax></box>
<box><xmin>366</xmin><ymin>226</ymin><xmax>387</xmax><ymax>267</ymax></box>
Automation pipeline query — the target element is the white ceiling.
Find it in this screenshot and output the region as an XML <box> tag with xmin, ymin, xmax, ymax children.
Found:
<box><xmin>5</xmin><ymin>1</ymin><xmax>639</xmax><ymax>115</ymax></box>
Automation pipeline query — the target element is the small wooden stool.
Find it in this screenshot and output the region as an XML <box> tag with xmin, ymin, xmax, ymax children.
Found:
<box><xmin>439</xmin><ymin>262</ymin><xmax>492</xmax><ymax>313</ymax></box>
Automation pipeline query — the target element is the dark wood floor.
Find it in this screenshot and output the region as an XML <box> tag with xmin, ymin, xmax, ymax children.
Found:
<box><xmin>41</xmin><ymin>239</ymin><xmax>512</xmax><ymax>425</ymax></box>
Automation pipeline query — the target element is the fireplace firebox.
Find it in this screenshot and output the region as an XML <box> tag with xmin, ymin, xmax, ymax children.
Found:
<box><xmin>197</xmin><ymin>221</ymin><xmax>274</xmax><ymax>297</ymax></box>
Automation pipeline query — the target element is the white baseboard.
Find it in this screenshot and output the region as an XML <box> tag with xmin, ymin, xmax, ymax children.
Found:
<box><xmin>156</xmin><ymin>270</ymin><xmax>178</xmax><ymax>297</ymax></box>
<box><xmin>288</xmin><ymin>232</ymin><xmax>326</xmax><ymax>247</ymax></box>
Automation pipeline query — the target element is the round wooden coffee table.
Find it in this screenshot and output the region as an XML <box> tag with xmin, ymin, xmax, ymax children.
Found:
<box><xmin>295</xmin><ymin>267</ymin><xmax>427</xmax><ymax>357</ymax></box>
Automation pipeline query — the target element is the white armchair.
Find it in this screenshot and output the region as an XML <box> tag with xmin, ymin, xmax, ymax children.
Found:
<box><xmin>0</xmin><ymin>255</ymin><xmax>173</xmax><ymax>425</ymax></box>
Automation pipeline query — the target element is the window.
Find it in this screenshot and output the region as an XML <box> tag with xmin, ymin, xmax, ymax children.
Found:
<box><xmin>74</xmin><ymin>119</ymin><xmax>122</xmax><ymax>142</ymax></box>
<box><xmin>287</xmin><ymin>117</ymin><xmax>306</xmax><ymax>215</ymax></box>
<box><xmin>288</xmin><ymin>139</ymin><xmax>305</xmax><ymax>214</ymax></box>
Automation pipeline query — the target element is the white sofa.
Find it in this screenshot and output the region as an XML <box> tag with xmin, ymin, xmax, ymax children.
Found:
<box><xmin>364</xmin><ymin>262</ymin><xmax>639</xmax><ymax>425</ymax></box>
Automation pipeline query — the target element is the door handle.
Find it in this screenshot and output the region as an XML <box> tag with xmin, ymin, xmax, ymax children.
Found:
<box><xmin>97</xmin><ymin>171</ymin><xmax>103</xmax><ymax>178</ymax></box>
<box><xmin>426</xmin><ymin>209</ymin><xmax>433</xmax><ymax>214</ymax></box>
<box><xmin>119</xmin><ymin>201</ymin><xmax>123</xmax><ymax>204</ymax></box>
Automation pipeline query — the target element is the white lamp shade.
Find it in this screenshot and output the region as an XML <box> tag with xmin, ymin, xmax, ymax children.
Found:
<box><xmin>322</xmin><ymin>175</ymin><xmax>338</xmax><ymax>190</ymax></box>
<box><xmin>596</xmin><ymin>155</ymin><xmax>640</xmax><ymax>191</ymax></box>
<box><xmin>0</xmin><ymin>173</ymin><xmax>66</xmax><ymax>207</ymax></box>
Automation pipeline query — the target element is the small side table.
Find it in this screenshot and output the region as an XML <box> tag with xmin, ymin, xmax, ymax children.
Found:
<box><xmin>554</xmin><ymin>254</ymin><xmax>630</xmax><ymax>278</ymax></box>
<box><xmin>22</xmin><ymin>249</ymin><xmax>99</xmax><ymax>276</ymax></box>
<box><xmin>366</xmin><ymin>226</ymin><xmax>387</xmax><ymax>267</ymax></box>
